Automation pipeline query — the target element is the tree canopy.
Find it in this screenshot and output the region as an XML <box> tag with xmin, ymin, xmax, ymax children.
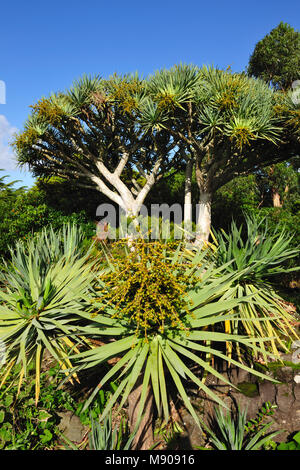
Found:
<box><xmin>13</xmin><ymin>74</ymin><xmax>180</xmax><ymax>219</ymax></box>
<box><xmin>247</xmin><ymin>22</ymin><xmax>300</xmax><ymax>209</ymax></box>
<box><xmin>142</xmin><ymin>65</ymin><xmax>300</xmax><ymax>239</ymax></box>
<box><xmin>248</xmin><ymin>22</ymin><xmax>300</xmax><ymax>90</ymax></box>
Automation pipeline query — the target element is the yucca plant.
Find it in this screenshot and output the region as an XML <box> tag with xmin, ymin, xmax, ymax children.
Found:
<box><xmin>212</xmin><ymin>214</ymin><xmax>300</xmax><ymax>359</ymax></box>
<box><xmin>31</xmin><ymin>223</ymin><xmax>89</xmax><ymax>263</ymax></box>
<box><xmin>59</xmin><ymin>412</ymin><xmax>137</xmax><ymax>450</ymax></box>
<box><xmin>88</xmin><ymin>413</ymin><xmax>137</xmax><ymax>450</ymax></box>
<box><xmin>0</xmin><ymin>225</ymin><xmax>96</xmax><ymax>403</ymax></box>
<box><xmin>206</xmin><ymin>404</ymin><xmax>282</xmax><ymax>450</ymax></box>
<box><xmin>70</xmin><ymin>239</ymin><xmax>277</xmax><ymax>432</ymax></box>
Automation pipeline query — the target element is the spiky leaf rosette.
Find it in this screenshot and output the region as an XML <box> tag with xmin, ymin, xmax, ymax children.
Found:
<box><xmin>71</xmin><ymin>239</ymin><xmax>277</xmax><ymax>429</ymax></box>
<box><xmin>205</xmin><ymin>404</ymin><xmax>282</xmax><ymax>450</ymax></box>
<box><xmin>0</xmin><ymin>224</ymin><xmax>96</xmax><ymax>403</ymax></box>
<box><xmin>212</xmin><ymin>214</ymin><xmax>300</xmax><ymax>359</ymax></box>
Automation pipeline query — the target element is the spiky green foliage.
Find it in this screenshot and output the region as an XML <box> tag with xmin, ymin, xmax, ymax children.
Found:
<box><xmin>13</xmin><ymin>65</ymin><xmax>300</xmax><ymax>242</ymax></box>
<box><xmin>88</xmin><ymin>413</ymin><xmax>137</xmax><ymax>450</ymax></box>
<box><xmin>70</xmin><ymin>240</ymin><xmax>277</xmax><ymax>430</ymax></box>
<box><xmin>212</xmin><ymin>214</ymin><xmax>300</xmax><ymax>358</ymax></box>
<box><xmin>147</xmin><ymin>64</ymin><xmax>201</xmax><ymax>111</ymax></box>
<box><xmin>214</xmin><ymin>214</ymin><xmax>299</xmax><ymax>278</ymax></box>
<box><xmin>142</xmin><ymin>64</ymin><xmax>300</xmax><ymax>240</ymax></box>
<box><xmin>206</xmin><ymin>404</ymin><xmax>282</xmax><ymax>450</ymax></box>
<box><xmin>0</xmin><ymin>170</ymin><xmax>22</xmax><ymax>192</ymax></box>
<box><xmin>0</xmin><ymin>224</ymin><xmax>96</xmax><ymax>403</ymax></box>
<box><xmin>145</xmin><ymin>65</ymin><xmax>290</xmax><ymax>171</ymax></box>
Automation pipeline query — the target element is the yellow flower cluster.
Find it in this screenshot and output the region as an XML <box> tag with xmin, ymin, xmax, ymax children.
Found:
<box><xmin>31</xmin><ymin>98</ymin><xmax>64</xmax><ymax>125</ymax></box>
<box><xmin>13</xmin><ymin>127</ymin><xmax>39</xmax><ymax>152</ymax></box>
<box><xmin>231</xmin><ymin>126</ymin><xmax>255</xmax><ymax>150</ymax></box>
<box><xmin>156</xmin><ymin>92</ymin><xmax>177</xmax><ymax>110</ymax></box>
<box><xmin>109</xmin><ymin>79</ymin><xmax>143</xmax><ymax>114</ymax></box>
<box><xmin>96</xmin><ymin>240</ymin><xmax>196</xmax><ymax>340</ymax></box>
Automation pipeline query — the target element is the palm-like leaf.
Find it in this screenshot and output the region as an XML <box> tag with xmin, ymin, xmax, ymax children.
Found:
<box><xmin>67</xmin><ymin>75</ymin><xmax>103</xmax><ymax>108</ymax></box>
<box><xmin>137</xmin><ymin>97</ymin><xmax>169</xmax><ymax>132</ymax></box>
<box><xmin>147</xmin><ymin>64</ymin><xmax>200</xmax><ymax>109</ymax></box>
<box><xmin>198</xmin><ymin>68</ymin><xmax>281</xmax><ymax>147</ymax></box>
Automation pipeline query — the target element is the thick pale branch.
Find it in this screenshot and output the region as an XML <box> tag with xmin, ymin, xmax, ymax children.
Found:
<box><xmin>90</xmin><ymin>174</ymin><xmax>125</xmax><ymax>209</ymax></box>
<box><xmin>135</xmin><ymin>156</ymin><xmax>163</xmax><ymax>207</ymax></box>
<box><xmin>114</xmin><ymin>151</ymin><xmax>130</xmax><ymax>178</ymax></box>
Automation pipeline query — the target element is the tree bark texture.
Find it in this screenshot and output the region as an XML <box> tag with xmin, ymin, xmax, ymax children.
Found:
<box><xmin>196</xmin><ymin>192</ymin><xmax>212</xmax><ymax>242</ymax></box>
<box><xmin>184</xmin><ymin>159</ymin><xmax>193</xmax><ymax>239</ymax></box>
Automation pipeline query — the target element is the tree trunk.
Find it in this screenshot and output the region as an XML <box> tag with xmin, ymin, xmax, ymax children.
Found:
<box><xmin>196</xmin><ymin>192</ymin><xmax>212</xmax><ymax>242</ymax></box>
<box><xmin>93</xmin><ymin>163</ymin><xmax>160</xmax><ymax>239</ymax></box>
<box><xmin>184</xmin><ymin>159</ymin><xmax>193</xmax><ymax>239</ymax></box>
<box><xmin>267</xmin><ymin>165</ymin><xmax>282</xmax><ymax>208</ymax></box>
<box><xmin>272</xmin><ymin>189</ymin><xmax>282</xmax><ymax>208</ymax></box>
<box><xmin>127</xmin><ymin>377</ymin><xmax>154</xmax><ymax>450</ymax></box>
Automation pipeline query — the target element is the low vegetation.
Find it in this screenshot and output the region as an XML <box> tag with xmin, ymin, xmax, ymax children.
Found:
<box><xmin>0</xmin><ymin>217</ymin><xmax>299</xmax><ymax>450</ymax></box>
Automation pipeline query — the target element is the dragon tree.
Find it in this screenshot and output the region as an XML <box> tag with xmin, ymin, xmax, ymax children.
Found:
<box><xmin>144</xmin><ymin>64</ymin><xmax>300</xmax><ymax>241</ymax></box>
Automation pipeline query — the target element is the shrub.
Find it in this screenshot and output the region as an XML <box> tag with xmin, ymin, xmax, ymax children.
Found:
<box><xmin>0</xmin><ymin>176</ymin><xmax>96</xmax><ymax>260</ymax></box>
<box><xmin>0</xmin><ymin>367</ymin><xmax>76</xmax><ymax>450</ymax></box>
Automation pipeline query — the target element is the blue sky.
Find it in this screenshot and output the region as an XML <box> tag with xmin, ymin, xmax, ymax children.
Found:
<box><xmin>1</xmin><ymin>0</ymin><xmax>299</xmax><ymax>188</ymax></box>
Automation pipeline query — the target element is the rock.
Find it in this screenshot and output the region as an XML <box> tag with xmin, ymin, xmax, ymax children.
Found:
<box><xmin>275</xmin><ymin>384</ymin><xmax>294</xmax><ymax>414</ymax></box>
<box><xmin>173</xmin><ymin>359</ymin><xmax>300</xmax><ymax>449</ymax></box>
<box><xmin>294</xmin><ymin>383</ymin><xmax>300</xmax><ymax>402</ymax></box>
<box><xmin>276</xmin><ymin>366</ymin><xmax>295</xmax><ymax>383</ymax></box>
<box><xmin>258</xmin><ymin>381</ymin><xmax>276</xmax><ymax>405</ymax></box>
<box><xmin>177</xmin><ymin>408</ymin><xmax>206</xmax><ymax>449</ymax></box>
<box><xmin>57</xmin><ymin>411</ymin><xmax>89</xmax><ymax>444</ymax></box>
<box><xmin>294</xmin><ymin>409</ymin><xmax>300</xmax><ymax>429</ymax></box>
<box><xmin>227</xmin><ymin>367</ymin><xmax>256</xmax><ymax>385</ymax></box>
<box><xmin>292</xmin><ymin>350</ymin><xmax>300</xmax><ymax>364</ymax></box>
<box><xmin>229</xmin><ymin>389</ymin><xmax>263</xmax><ymax>420</ymax></box>
<box><xmin>291</xmin><ymin>339</ymin><xmax>300</xmax><ymax>365</ymax></box>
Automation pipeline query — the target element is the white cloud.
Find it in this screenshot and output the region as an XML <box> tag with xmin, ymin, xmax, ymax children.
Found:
<box><xmin>0</xmin><ymin>115</ymin><xmax>18</xmax><ymax>171</ymax></box>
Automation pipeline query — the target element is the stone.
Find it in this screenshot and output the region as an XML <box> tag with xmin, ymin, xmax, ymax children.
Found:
<box><xmin>292</xmin><ymin>347</ymin><xmax>300</xmax><ymax>364</ymax></box>
<box><xmin>177</xmin><ymin>408</ymin><xmax>206</xmax><ymax>449</ymax></box>
<box><xmin>173</xmin><ymin>360</ymin><xmax>300</xmax><ymax>449</ymax></box>
<box><xmin>227</xmin><ymin>367</ymin><xmax>255</xmax><ymax>385</ymax></box>
<box><xmin>294</xmin><ymin>383</ymin><xmax>300</xmax><ymax>402</ymax></box>
<box><xmin>258</xmin><ymin>381</ymin><xmax>276</xmax><ymax>405</ymax></box>
<box><xmin>275</xmin><ymin>384</ymin><xmax>294</xmax><ymax>414</ymax></box>
<box><xmin>57</xmin><ymin>411</ymin><xmax>88</xmax><ymax>444</ymax></box>
<box><xmin>275</xmin><ymin>366</ymin><xmax>295</xmax><ymax>384</ymax></box>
